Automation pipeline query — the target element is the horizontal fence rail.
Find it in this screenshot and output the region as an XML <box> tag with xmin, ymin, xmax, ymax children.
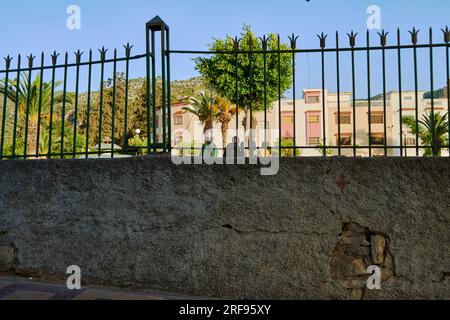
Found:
<box><xmin>168</xmin><ymin>27</ymin><xmax>450</xmax><ymax>159</ymax></box>
<box><xmin>0</xmin><ymin>17</ymin><xmax>449</xmax><ymax>161</ymax></box>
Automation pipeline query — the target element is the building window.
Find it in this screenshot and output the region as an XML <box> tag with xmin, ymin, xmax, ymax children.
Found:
<box><xmin>308</xmin><ymin>137</ymin><xmax>320</xmax><ymax>145</ymax></box>
<box><xmin>335</xmin><ymin>113</ymin><xmax>351</xmax><ymax>125</ymax></box>
<box><xmin>336</xmin><ymin>134</ymin><xmax>352</xmax><ymax>146</ymax></box>
<box><xmin>308</xmin><ymin>115</ymin><xmax>320</xmax><ymax>123</ymax></box>
<box><xmin>305</xmin><ymin>95</ymin><xmax>320</xmax><ymax>104</ymax></box>
<box><xmin>370</xmin><ymin>134</ymin><xmax>385</xmax><ymax>145</ymax></box>
<box><xmin>404</xmin><ymin>96</ymin><xmax>412</xmax><ymax>101</ymax></box>
<box><xmin>282</xmin><ymin>115</ymin><xmax>294</xmax><ymax>124</ymax></box>
<box><xmin>370</xmin><ymin>112</ymin><xmax>384</xmax><ymax>124</ymax></box>
<box><xmin>174</xmin><ymin>114</ymin><xmax>183</xmax><ymax>125</ymax></box>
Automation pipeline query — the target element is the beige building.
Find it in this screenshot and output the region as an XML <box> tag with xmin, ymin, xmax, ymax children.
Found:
<box><xmin>158</xmin><ymin>89</ymin><xmax>449</xmax><ymax>157</ymax></box>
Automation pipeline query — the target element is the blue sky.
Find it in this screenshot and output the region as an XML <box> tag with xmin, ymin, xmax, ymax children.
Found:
<box><xmin>0</xmin><ymin>0</ymin><xmax>449</xmax><ymax>96</ymax></box>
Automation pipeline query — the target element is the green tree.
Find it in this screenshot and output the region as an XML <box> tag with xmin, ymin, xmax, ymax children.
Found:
<box><xmin>81</xmin><ymin>75</ymin><xmax>126</xmax><ymax>148</ymax></box>
<box><xmin>402</xmin><ymin>112</ymin><xmax>449</xmax><ymax>156</ymax></box>
<box><xmin>316</xmin><ymin>140</ymin><xmax>333</xmax><ymax>157</ymax></box>
<box><xmin>215</xmin><ymin>95</ymin><xmax>237</xmax><ymax>148</ymax></box>
<box><xmin>127</xmin><ymin>133</ymin><xmax>148</xmax><ymax>156</ymax></box>
<box><xmin>80</xmin><ymin>75</ymin><xmax>154</xmax><ymax>149</ymax></box>
<box><xmin>128</xmin><ymin>80</ymin><xmax>152</xmax><ymax>145</ymax></box>
<box><xmin>275</xmin><ymin>138</ymin><xmax>301</xmax><ymax>157</ymax></box>
<box><xmin>38</xmin><ymin>120</ymin><xmax>86</xmax><ymax>158</ymax></box>
<box><xmin>194</xmin><ymin>25</ymin><xmax>293</xmax><ymax>130</ymax></box>
<box><xmin>0</xmin><ymin>72</ymin><xmax>74</xmax><ymax>155</ymax></box>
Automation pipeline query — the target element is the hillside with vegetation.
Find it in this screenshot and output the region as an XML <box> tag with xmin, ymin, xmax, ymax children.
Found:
<box><xmin>0</xmin><ymin>76</ymin><xmax>206</xmax><ymax>157</ymax></box>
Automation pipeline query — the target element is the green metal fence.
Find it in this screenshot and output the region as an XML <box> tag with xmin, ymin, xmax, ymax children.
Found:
<box><xmin>0</xmin><ymin>16</ymin><xmax>449</xmax><ymax>160</ymax></box>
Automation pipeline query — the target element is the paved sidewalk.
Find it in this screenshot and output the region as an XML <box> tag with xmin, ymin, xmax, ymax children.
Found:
<box><xmin>0</xmin><ymin>276</ymin><xmax>204</xmax><ymax>300</ymax></box>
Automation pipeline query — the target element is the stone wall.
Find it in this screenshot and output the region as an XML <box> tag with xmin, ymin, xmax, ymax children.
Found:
<box><xmin>0</xmin><ymin>157</ymin><xmax>449</xmax><ymax>299</ymax></box>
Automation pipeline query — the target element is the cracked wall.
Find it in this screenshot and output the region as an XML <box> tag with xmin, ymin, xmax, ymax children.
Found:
<box><xmin>0</xmin><ymin>157</ymin><xmax>449</xmax><ymax>299</ymax></box>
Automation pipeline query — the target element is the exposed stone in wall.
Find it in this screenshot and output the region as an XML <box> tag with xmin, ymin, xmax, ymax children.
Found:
<box><xmin>331</xmin><ymin>222</ymin><xmax>395</xmax><ymax>300</ymax></box>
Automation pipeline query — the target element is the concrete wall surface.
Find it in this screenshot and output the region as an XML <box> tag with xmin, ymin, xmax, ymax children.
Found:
<box><xmin>0</xmin><ymin>157</ymin><xmax>449</xmax><ymax>299</ymax></box>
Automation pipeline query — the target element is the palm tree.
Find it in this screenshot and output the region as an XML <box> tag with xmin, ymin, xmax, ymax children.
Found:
<box><xmin>402</xmin><ymin>112</ymin><xmax>449</xmax><ymax>156</ymax></box>
<box><xmin>0</xmin><ymin>72</ymin><xmax>73</xmax><ymax>156</ymax></box>
<box><xmin>183</xmin><ymin>91</ymin><xmax>216</xmax><ymax>134</ymax></box>
<box><xmin>214</xmin><ymin>96</ymin><xmax>237</xmax><ymax>148</ymax></box>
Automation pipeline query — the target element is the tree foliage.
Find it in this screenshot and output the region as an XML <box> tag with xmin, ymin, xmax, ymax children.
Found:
<box><xmin>0</xmin><ymin>72</ymin><xmax>74</xmax><ymax>155</ymax></box>
<box><xmin>79</xmin><ymin>74</ymin><xmax>156</xmax><ymax>149</ymax></box>
<box><xmin>194</xmin><ymin>25</ymin><xmax>293</xmax><ymax>129</ymax></box>
<box><xmin>402</xmin><ymin>112</ymin><xmax>449</xmax><ymax>156</ymax></box>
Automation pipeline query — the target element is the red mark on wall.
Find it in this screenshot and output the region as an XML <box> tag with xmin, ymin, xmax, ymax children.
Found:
<box><xmin>336</xmin><ymin>175</ymin><xmax>346</xmax><ymax>192</ymax></box>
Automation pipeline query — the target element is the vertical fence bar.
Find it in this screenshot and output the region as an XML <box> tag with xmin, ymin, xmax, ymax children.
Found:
<box><xmin>73</xmin><ymin>51</ymin><xmax>82</xmax><ymax>159</ymax></box>
<box><xmin>233</xmin><ymin>37</ymin><xmax>239</xmax><ymax>155</ymax></box>
<box><xmin>124</xmin><ymin>44</ymin><xmax>132</xmax><ymax>152</ymax></box>
<box><xmin>366</xmin><ymin>31</ymin><xmax>372</xmax><ymax>157</ymax></box>
<box><xmin>60</xmin><ymin>53</ymin><xmax>68</xmax><ymax>159</ymax></box>
<box><xmin>48</xmin><ymin>52</ymin><xmax>58</xmax><ymax>159</ymax></box>
<box><xmin>249</xmin><ymin>37</ymin><xmax>254</xmax><ymax>154</ymax></box>
<box><xmin>85</xmin><ymin>50</ymin><xmax>92</xmax><ymax>159</ymax></box>
<box><xmin>292</xmin><ymin>46</ymin><xmax>296</xmax><ymax>157</ymax></box>
<box><xmin>397</xmin><ymin>29</ymin><xmax>403</xmax><ymax>157</ymax></box>
<box><xmin>410</xmin><ymin>28</ymin><xmax>420</xmax><ymax>156</ymax></box>
<box><xmin>98</xmin><ymin>48</ymin><xmax>107</xmax><ymax>157</ymax></box>
<box><xmin>349</xmin><ymin>32</ymin><xmax>357</xmax><ymax>157</ymax></box>
<box><xmin>36</xmin><ymin>53</ymin><xmax>44</xmax><ymax>158</ymax></box>
<box><xmin>319</xmin><ymin>33</ymin><xmax>327</xmax><ymax>157</ymax></box>
<box><xmin>380</xmin><ymin>31</ymin><xmax>388</xmax><ymax>156</ymax></box>
<box><xmin>429</xmin><ymin>28</ymin><xmax>436</xmax><ymax>157</ymax></box>
<box><xmin>11</xmin><ymin>55</ymin><xmax>21</xmax><ymax>159</ymax></box>
<box><xmin>0</xmin><ymin>56</ymin><xmax>12</xmax><ymax>160</ymax></box>
<box><xmin>111</xmin><ymin>49</ymin><xmax>117</xmax><ymax>159</ymax></box>
<box><xmin>289</xmin><ymin>34</ymin><xmax>298</xmax><ymax>157</ymax></box>
<box><xmin>23</xmin><ymin>55</ymin><xmax>34</xmax><ymax>159</ymax></box>
<box><xmin>277</xmin><ymin>35</ymin><xmax>281</xmax><ymax>157</ymax></box>
<box><xmin>444</xmin><ymin>27</ymin><xmax>450</xmax><ymax>157</ymax></box>
<box><xmin>145</xmin><ymin>27</ymin><xmax>151</xmax><ymax>154</ymax></box>
<box><xmin>336</xmin><ymin>32</ymin><xmax>341</xmax><ymax>156</ymax></box>
<box><xmin>161</xmin><ymin>26</ymin><xmax>167</xmax><ymax>152</ymax></box>
<box><xmin>151</xmin><ymin>31</ymin><xmax>157</xmax><ymax>153</ymax></box>
<box><xmin>166</xmin><ymin>28</ymin><xmax>171</xmax><ymax>153</ymax></box>
<box><xmin>261</xmin><ymin>36</ymin><xmax>268</xmax><ymax>157</ymax></box>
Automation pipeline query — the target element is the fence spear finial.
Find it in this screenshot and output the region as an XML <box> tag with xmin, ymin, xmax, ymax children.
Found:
<box><xmin>232</xmin><ymin>36</ymin><xmax>241</xmax><ymax>52</ymax></box>
<box><xmin>441</xmin><ymin>26</ymin><xmax>450</xmax><ymax>43</ymax></box>
<box><xmin>317</xmin><ymin>32</ymin><xmax>327</xmax><ymax>49</ymax></box>
<box><xmin>27</xmin><ymin>54</ymin><xmax>35</xmax><ymax>69</ymax></box>
<box><xmin>288</xmin><ymin>33</ymin><xmax>299</xmax><ymax>50</ymax></box>
<box><xmin>74</xmin><ymin>50</ymin><xmax>84</xmax><ymax>64</ymax></box>
<box><xmin>347</xmin><ymin>31</ymin><xmax>358</xmax><ymax>47</ymax></box>
<box><xmin>409</xmin><ymin>27</ymin><xmax>419</xmax><ymax>45</ymax></box>
<box><xmin>260</xmin><ymin>35</ymin><xmax>271</xmax><ymax>52</ymax></box>
<box><xmin>51</xmin><ymin>51</ymin><xmax>60</xmax><ymax>66</ymax></box>
<box><xmin>98</xmin><ymin>47</ymin><xmax>108</xmax><ymax>61</ymax></box>
<box><xmin>123</xmin><ymin>42</ymin><xmax>134</xmax><ymax>58</ymax></box>
<box><xmin>378</xmin><ymin>30</ymin><xmax>389</xmax><ymax>47</ymax></box>
<box><xmin>4</xmin><ymin>55</ymin><xmax>13</xmax><ymax>70</ymax></box>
